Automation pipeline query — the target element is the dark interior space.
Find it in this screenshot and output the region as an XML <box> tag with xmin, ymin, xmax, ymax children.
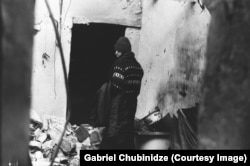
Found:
<box><xmin>68</xmin><ymin>23</ymin><xmax>126</xmax><ymax>125</ymax></box>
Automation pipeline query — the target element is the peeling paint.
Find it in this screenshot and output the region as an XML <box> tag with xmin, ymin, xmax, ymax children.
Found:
<box><xmin>32</xmin><ymin>0</ymin><xmax>142</xmax><ymax>118</ymax></box>
<box><xmin>136</xmin><ymin>0</ymin><xmax>211</xmax><ymax>119</ymax></box>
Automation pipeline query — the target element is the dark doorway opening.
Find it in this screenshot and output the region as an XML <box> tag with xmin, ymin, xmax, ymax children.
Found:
<box><xmin>68</xmin><ymin>23</ymin><xmax>126</xmax><ymax>125</ymax></box>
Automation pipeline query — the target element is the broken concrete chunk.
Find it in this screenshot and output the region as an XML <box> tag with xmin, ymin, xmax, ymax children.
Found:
<box><xmin>54</xmin><ymin>157</ymin><xmax>68</xmax><ymax>164</ymax></box>
<box><xmin>75</xmin><ymin>125</ymin><xmax>89</xmax><ymax>142</ymax></box>
<box><xmin>80</xmin><ymin>124</ymin><xmax>93</xmax><ymax>130</ymax></box>
<box><xmin>35</xmin><ymin>151</ymin><xmax>43</xmax><ymax>159</ymax></box>
<box><xmin>60</xmin><ymin>137</ymin><xmax>73</xmax><ymax>154</ymax></box>
<box><xmin>36</xmin><ymin>132</ymin><xmax>48</xmax><ymax>143</ymax></box>
<box><xmin>30</xmin><ymin>140</ymin><xmax>42</xmax><ymax>149</ymax></box>
<box><xmin>29</xmin><ymin>116</ymin><xmax>85</xmax><ymax>164</ymax></box>
<box><xmin>90</xmin><ymin>131</ymin><xmax>100</xmax><ymax>144</ymax></box>
<box><xmin>43</xmin><ymin>149</ymin><xmax>52</xmax><ymax>159</ymax></box>
<box><xmin>47</xmin><ymin>128</ymin><xmax>62</xmax><ymax>143</ymax></box>
<box><xmin>29</xmin><ymin>119</ymin><xmax>106</xmax><ymax>163</ymax></box>
<box><xmin>34</xmin><ymin>128</ymin><xmax>43</xmax><ymax>136</ymax></box>
<box><xmin>69</xmin><ymin>158</ymin><xmax>79</xmax><ymax>166</ymax></box>
<box><xmin>30</xmin><ymin>123</ymin><xmax>35</xmax><ymax>130</ymax></box>
<box><xmin>71</xmin><ymin>124</ymin><xmax>79</xmax><ymax>130</ymax></box>
<box><xmin>42</xmin><ymin>140</ymin><xmax>54</xmax><ymax>150</ymax></box>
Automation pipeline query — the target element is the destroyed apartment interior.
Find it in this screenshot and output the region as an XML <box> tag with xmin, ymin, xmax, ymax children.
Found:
<box><xmin>1</xmin><ymin>0</ymin><xmax>250</xmax><ymax>165</ymax></box>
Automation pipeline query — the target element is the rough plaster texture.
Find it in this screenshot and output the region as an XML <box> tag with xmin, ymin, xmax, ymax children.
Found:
<box><xmin>32</xmin><ymin>0</ymin><xmax>142</xmax><ymax>119</ymax></box>
<box><xmin>70</xmin><ymin>0</ymin><xmax>142</xmax><ymax>27</ymax></box>
<box><xmin>125</xmin><ymin>27</ymin><xmax>141</xmax><ymax>57</ymax></box>
<box><xmin>199</xmin><ymin>0</ymin><xmax>250</xmax><ymax>149</ymax></box>
<box><xmin>32</xmin><ymin>0</ymin><xmax>71</xmax><ymax>119</ymax></box>
<box><xmin>1</xmin><ymin>0</ymin><xmax>34</xmax><ymax>165</ymax></box>
<box><xmin>136</xmin><ymin>0</ymin><xmax>211</xmax><ymax>119</ymax></box>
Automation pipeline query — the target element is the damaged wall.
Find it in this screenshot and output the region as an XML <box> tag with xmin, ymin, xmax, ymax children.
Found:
<box><xmin>32</xmin><ymin>0</ymin><xmax>142</xmax><ymax>119</ymax></box>
<box><xmin>33</xmin><ymin>0</ymin><xmax>211</xmax><ymax>122</ymax></box>
<box><xmin>136</xmin><ymin>0</ymin><xmax>211</xmax><ymax>119</ymax></box>
<box><xmin>70</xmin><ymin>0</ymin><xmax>142</xmax><ymax>27</ymax></box>
<box><xmin>32</xmin><ymin>0</ymin><xmax>71</xmax><ymax>120</ymax></box>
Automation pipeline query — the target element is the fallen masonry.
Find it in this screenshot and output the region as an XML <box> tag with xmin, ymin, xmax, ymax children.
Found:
<box><xmin>29</xmin><ymin>111</ymin><xmax>105</xmax><ymax>166</ymax></box>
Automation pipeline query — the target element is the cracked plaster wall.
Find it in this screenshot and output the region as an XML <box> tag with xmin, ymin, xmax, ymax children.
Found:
<box><xmin>32</xmin><ymin>0</ymin><xmax>211</xmax><ymax>122</ymax></box>
<box><xmin>136</xmin><ymin>0</ymin><xmax>211</xmax><ymax>119</ymax></box>
<box><xmin>32</xmin><ymin>0</ymin><xmax>142</xmax><ymax>119</ymax></box>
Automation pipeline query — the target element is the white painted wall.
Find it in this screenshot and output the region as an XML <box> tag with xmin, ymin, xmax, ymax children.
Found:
<box><xmin>125</xmin><ymin>28</ymin><xmax>141</xmax><ymax>57</ymax></box>
<box><xmin>32</xmin><ymin>0</ymin><xmax>211</xmax><ymax>122</ymax></box>
<box><xmin>136</xmin><ymin>0</ymin><xmax>211</xmax><ymax>119</ymax></box>
<box><xmin>31</xmin><ymin>0</ymin><xmax>142</xmax><ymax>119</ymax></box>
<box><xmin>70</xmin><ymin>0</ymin><xmax>142</xmax><ymax>27</ymax></box>
<box><xmin>32</xmin><ymin>0</ymin><xmax>69</xmax><ymax>119</ymax></box>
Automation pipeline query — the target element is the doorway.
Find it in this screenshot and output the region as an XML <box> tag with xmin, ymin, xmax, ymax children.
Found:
<box><xmin>68</xmin><ymin>23</ymin><xmax>126</xmax><ymax>125</ymax></box>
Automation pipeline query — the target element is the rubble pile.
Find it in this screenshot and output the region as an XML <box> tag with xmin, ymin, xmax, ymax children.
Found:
<box><xmin>29</xmin><ymin>111</ymin><xmax>105</xmax><ymax>166</ymax></box>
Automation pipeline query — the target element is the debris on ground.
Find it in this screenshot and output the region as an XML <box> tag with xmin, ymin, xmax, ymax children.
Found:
<box><xmin>29</xmin><ymin>111</ymin><xmax>105</xmax><ymax>166</ymax></box>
